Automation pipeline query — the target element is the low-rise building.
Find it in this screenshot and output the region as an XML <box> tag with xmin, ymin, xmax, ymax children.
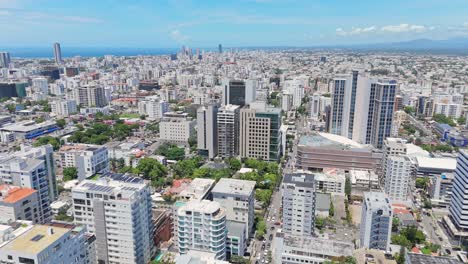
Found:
<box><xmin>58</xmin><ymin>144</ymin><xmax>109</xmax><ymax>180</ymax></box>
<box><xmin>160</xmin><ymin>112</ymin><xmax>196</xmax><ymax>144</ymax></box>
<box><xmin>0</xmin><ymin>120</ymin><xmax>58</xmax><ymax>142</ymax></box>
<box><xmin>0</xmin><ymin>185</ymin><xmax>40</xmax><ymax>224</ymax></box>
<box><xmin>314</xmin><ymin>168</ymin><xmax>346</xmax><ymax>194</ymax></box>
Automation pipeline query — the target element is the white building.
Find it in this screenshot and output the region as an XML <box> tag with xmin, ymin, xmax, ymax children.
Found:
<box><xmin>281</xmin><ymin>92</ymin><xmax>293</xmax><ymax>112</ymax></box>
<box><xmin>178</xmin><ymin>178</ymin><xmax>216</xmax><ymax>202</ymax></box>
<box><xmin>0</xmin><ymin>223</ymin><xmax>92</xmax><ymax>264</ymax></box>
<box><xmin>384</xmin><ymin>155</ymin><xmax>411</xmax><ymax>202</ymax></box>
<box><xmin>50</xmin><ymin>98</ymin><xmax>78</xmax><ymax>117</ymax></box>
<box><xmin>0</xmin><ymin>120</ymin><xmax>58</xmax><ymax>143</ymax></box>
<box><xmin>282</xmin><ymin>171</ymin><xmax>316</xmax><ymax>237</ymax></box>
<box><xmin>273</xmin><ymin>232</ymin><xmax>354</xmax><ymax>264</ymax></box>
<box><xmin>175</xmin><ymin>251</ymin><xmax>230</xmax><ymax>264</ymax></box>
<box><xmin>197</xmin><ymin>104</ymin><xmax>218</xmax><ymax>159</ymax></box>
<box><xmin>160</xmin><ymin>112</ymin><xmax>196</xmax><ymax>144</ymax></box>
<box><xmin>433</xmin><ymin>103</ymin><xmax>462</xmax><ymax>119</ymax></box>
<box><xmin>72</xmin><ymin>174</ymin><xmax>154</xmax><ymax>264</ymax></box>
<box><xmin>350</xmin><ymin>169</ymin><xmax>379</xmax><ymax>189</ymax></box>
<box><xmin>0</xmin><ymin>156</ymin><xmax>51</xmax><ymax>223</ymax></box>
<box><xmin>217</xmin><ymin>105</ymin><xmax>240</xmax><ymax>158</ymax></box>
<box><xmin>310</xmin><ymin>93</ymin><xmax>321</xmax><ymax>119</ymax></box>
<box><xmin>74</xmin><ymin>85</ymin><xmax>107</xmax><ymax>107</ymax></box>
<box><xmin>0</xmin><ymin>185</ymin><xmax>40</xmax><ymax>224</ymax></box>
<box><xmin>360</xmin><ymin>192</ymin><xmax>393</xmax><ymax>251</ymax></box>
<box><xmin>176</xmin><ymin>200</ymin><xmax>227</xmax><ymax>260</ymax></box>
<box><xmin>212</xmin><ymin>178</ymin><xmax>256</xmax><ymax>238</ymax></box>
<box><xmin>32</xmin><ymin>77</ymin><xmax>49</xmax><ymax>94</ymax></box>
<box><xmin>58</xmin><ymin>144</ymin><xmax>109</xmax><ymax>181</ymax></box>
<box><xmin>138</xmin><ymin>96</ymin><xmax>169</xmax><ymax>120</ymax></box>
<box><xmin>314</xmin><ymin>168</ymin><xmax>346</xmax><ymax>194</ymax></box>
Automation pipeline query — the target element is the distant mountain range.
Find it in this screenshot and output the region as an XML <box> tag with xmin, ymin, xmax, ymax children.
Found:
<box><xmin>330</xmin><ymin>38</ymin><xmax>468</xmax><ymax>54</ymax></box>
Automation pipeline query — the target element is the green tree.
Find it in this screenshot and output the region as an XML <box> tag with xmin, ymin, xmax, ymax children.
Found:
<box><xmin>63</xmin><ymin>167</ymin><xmax>78</xmax><ymax>181</ymax></box>
<box><xmin>56</xmin><ymin>119</ymin><xmax>66</xmax><ymax>128</ymax></box>
<box><xmin>345</xmin><ymin>176</ymin><xmax>352</xmax><ymax>199</ymax></box>
<box><xmin>35</xmin><ymin>117</ymin><xmax>46</xmax><ymax>124</ymax></box>
<box><xmin>255</xmin><ymin>189</ymin><xmax>273</xmax><ymax>207</ymax></box>
<box><xmin>457</xmin><ymin>116</ymin><xmax>466</xmax><ymax>125</ymax></box>
<box><xmin>391</xmin><ymin>234</ymin><xmax>412</xmax><ymax>248</ymax></box>
<box><xmin>227</xmin><ymin>158</ymin><xmax>241</xmax><ymax>171</ymax></box>
<box><xmin>433</xmin><ymin>113</ymin><xmax>456</xmax><ymax>126</ymax></box>
<box><xmin>255</xmin><ymin>219</ymin><xmax>267</xmax><ymax>239</ymax></box>
<box><xmin>172</xmin><ymin>157</ymin><xmax>202</xmax><ymax>178</ymax></box>
<box><xmin>156</xmin><ymin>143</ymin><xmax>185</xmax><ymax>160</ymax></box>
<box><xmin>5</xmin><ymin>103</ymin><xmax>15</xmax><ymax>113</ymax></box>
<box><xmin>135</xmin><ymin>158</ymin><xmax>167</xmax><ymax>186</ymax></box>
<box><xmin>33</xmin><ymin>136</ymin><xmax>61</xmax><ymax>150</ymax></box>
<box><xmin>392</xmin><ymin>217</ymin><xmax>400</xmax><ymax>232</ymax></box>
<box><xmin>395</xmin><ymin>246</ymin><xmax>406</xmax><ymax>264</ymax></box>
<box><xmin>329</xmin><ymin>199</ymin><xmax>335</xmax><ymax>217</ymax></box>
<box><xmin>416</xmin><ymin>177</ymin><xmax>429</xmax><ymax>189</ymax></box>
<box><xmin>404</xmin><ymin>106</ymin><xmax>414</xmax><ymax>114</ymax></box>
<box><xmin>229</xmin><ymin>256</ymin><xmax>249</xmax><ymax>264</ymax></box>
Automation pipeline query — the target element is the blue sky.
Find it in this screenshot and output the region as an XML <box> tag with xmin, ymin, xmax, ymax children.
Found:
<box><xmin>1</xmin><ymin>0</ymin><xmax>468</xmax><ymax>48</ymax></box>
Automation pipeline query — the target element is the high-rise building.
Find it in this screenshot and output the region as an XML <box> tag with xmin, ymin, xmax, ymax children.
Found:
<box><xmin>50</xmin><ymin>98</ymin><xmax>78</xmax><ymax>117</ymax></box>
<box><xmin>0</xmin><ymin>185</ymin><xmax>41</xmax><ymax>224</ymax></box>
<box><xmin>310</xmin><ymin>93</ymin><xmax>321</xmax><ymax>119</ymax></box>
<box><xmin>54</xmin><ymin>42</ymin><xmax>63</xmax><ymax>64</ymax></box>
<box><xmin>0</xmin><ymin>223</ymin><xmax>93</xmax><ymax>264</ymax></box>
<box><xmin>448</xmin><ymin>150</ymin><xmax>468</xmax><ymax>233</ymax></box>
<box><xmin>176</xmin><ymin>200</ymin><xmax>227</xmax><ymax>260</ymax></box>
<box><xmin>239</xmin><ymin>102</ymin><xmax>282</xmax><ymax>161</ymax></box>
<box><xmin>382</xmin><ymin>138</ymin><xmax>407</xmax><ymax>182</ymax></box>
<box><xmin>217</xmin><ymin>104</ymin><xmax>240</xmax><ymax>158</ymax></box>
<box><xmin>384</xmin><ymin>155</ymin><xmax>411</xmax><ymax>201</ymax></box>
<box><xmin>330</xmin><ymin>72</ymin><xmax>397</xmax><ymax>149</ymax></box>
<box><xmin>32</xmin><ymin>77</ymin><xmax>49</xmax><ymax>94</ymax></box>
<box><xmin>221</xmin><ymin>79</ymin><xmax>256</xmax><ymax>106</ymax></box>
<box><xmin>197</xmin><ymin>104</ymin><xmax>219</xmax><ymax>159</ymax></box>
<box><xmin>360</xmin><ymin>192</ymin><xmax>393</xmax><ymax>251</ymax></box>
<box><xmin>218</xmin><ymin>44</ymin><xmax>223</xmax><ymax>53</ymax></box>
<box><xmin>160</xmin><ymin>112</ymin><xmax>196</xmax><ymax>144</ymax></box>
<box><xmin>72</xmin><ymin>173</ymin><xmax>154</xmax><ymax>264</ymax></box>
<box><xmin>74</xmin><ymin>85</ymin><xmax>107</xmax><ymax>107</ymax></box>
<box><xmin>0</xmin><ymin>156</ymin><xmax>51</xmax><ymax>222</ymax></box>
<box><xmin>0</xmin><ymin>52</ymin><xmax>10</xmax><ymax>68</ymax></box>
<box><xmin>212</xmin><ymin>178</ymin><xmax>256</xmax><ymax>238</ymax></box>
<box><xmin>58</xmin><ymin>144</ymin><xmax>109</xmax><ymax>181</ymax></box>
<box><xmin>282</xmin><ymin>171</ymin><xmax>316</xmax><ymax>237</ymax></box>
<box><xmin>138</xmin><ymin>96</ymin><xmax>169</xmax><ymax>120</ymax></box>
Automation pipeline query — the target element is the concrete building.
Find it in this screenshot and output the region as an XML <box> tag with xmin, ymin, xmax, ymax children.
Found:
<box><xmin>32</xmin><ymin>77</ymin><xmax>49</xmax><ymax>94</ymax></box>
<box><xmin>282</xmin><ymin>171</ymin><xmax>316</xmax><ymax>237</ymax></box>
<box><xmin>434</xmin><ymin>103</ymin><xmax>462</xmax><ymax>119</ymax></box>
<box><xmin>0</xmin><ymin>156</ymin><xmax>51</xmax><ymax>223</ymax></box>
<box><xmin>350</xmin><ymin>169</ymin><xmax>379</xmax><ymax>189</ymax></box>
<box><xmin>222</xmin><ymin>79</ymin><xmax>255</xmax><ymax>106</ymax></box>
<box><xmin>197</xmin><ymin>104</ymin><xmax>218</xmax><ymax>159</ymax></box>
<box><xmin>217</xmin><ymin>104</ymin><xmax>240</xmax><ymax>158</ymax></box>
<box><xmin>212</xmin><ymin>178</ymin><xmax>256</xmax><ymax>238</ymax></box>
<box><xmin>0</xmin><ymin>52</ymin><xmax>10</xmax><ymax>68</ymax></box>
<box><xmin>239</xmin><ymin>102</ymin><xmax>282</xmax><ymax>161</ymax></box>
<box><xmin>297</xmin><ymin>133</ymin><xmax>382</xmax><ymax>171</ymax></box>
<box><xmin>0</xmin><ymin>120</ymin><xmax>58</xmax><ymax>142</ymax></box>
<box><xmin>314</xmin><ymin>168</ymin><xmax>346</xmax><ymax>194</ymax></box>
<box><xmin>58</xmin><ymin>144</ymin><xmax>109</xmax><ymax>181</ymax></box>
<box><xmin>50</xmin><ymin>98</ymin><xmax>78</xmax><ymax>117</ymax></box>
<box><xmin>310</xmin><ymin>93</ymin><xmax>321</xmax><ymax>119</ymax></box>
<box><xmin>273</xmin><ymin>232</ymin><xmax>354</xmax><ymax>264</ymax></box>
<box><xmin>72</xmin><ymin>173</ymin><xmax>154</xmax><ymax>264</ymax></box>
<box><xmin>74</xmin><ymin>85</ymin><xmax>107</xmax><ymax>107</ymax></box>
<box><xmin>281</xmin><ymin>93</ymin><xmax>293</xmax><ymax>112</ymax></box>
<box><xmin>0</xmin><ymin>223</ymin><xmax>92</xmax><ymax>264</ymax></box>
<box><xmin>382</xmin><ymin>138</ymin><xmax>407</xmax><ymax>179</ymax></box>
<box><xmin>429</xmin><ymin>173</ymin><xmax>453</xmax><ymax>207</ymax></box>
<box><xmin>160</xmin><ymin>112</ymin><xmax>196</xmax><ymax>144</ymax></box>
<box><xmin>175</xmin><ymin>251</ymin><xmax>230</xmax><ymax>264</ymax></box>
<box><xmin>384</xmin><ymin>155</ymin><xmax>411</xmax><ymax>202</ymax></box>
<box><xmin>176</xmin><ymin>200</ymin><xmax>227</xmax><ymax>260</ymax></box>
<box><xmin>446</xmin><ymin>150</ymin><xmax>468</xmax><ymax>239</ymax></box>
<box><xmin>177</xmin><ymin>178</ymin><xmax>216</xmax><ymax>202</ymax></box>
<box><xmin>0</xmin><ymin>185</ymin><xmax>40</xmax><ymax>224</ymax></box>
<box><xmin>360</xmin><ymin>192</ymin><xmax>393</xmax><ymax>251</ymax></box>
<box><xmin>53</xmin><ymin>42</ymin><xmax>63</xmax><ymax>64</ymax></box>
<box><xmin>138</xmin><ymin>95</ymin><xmax>169</xmax><ymax>120</ymax></box>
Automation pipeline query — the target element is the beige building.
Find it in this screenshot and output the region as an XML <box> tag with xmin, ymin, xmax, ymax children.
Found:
<box><xmin>159</xmin><ymin>112</ymin><xmax>196</xmax><ymax>144</ymax></box>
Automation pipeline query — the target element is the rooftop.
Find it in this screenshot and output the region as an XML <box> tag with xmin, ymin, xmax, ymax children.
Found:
<box><xmin>406</xmin><ymin>253</ymin><xmax>462</xmax><ymax>264</ymax></box>
<box><xmin>277</xmin><ymin>232</ymin><xmax>354</xmax><ymax>257</ymax></box>
<box><xmin>0</xmin><ymin>225</ymin><xmax>70</xmax><ymax>254</ymax></box>
<box><xmin>179</xmin><ymin>199</ymin><xmax>223</xmax><ymax>215</ymax></box>
<box><xmin>415</xmin><ymin>156</ymin><xmax>457</xmax><ymax>171</ymax></box>
<box><xmin>299</xmin><ymin>132</ymin><xmax>366</xmax><ymax>150</ymax></box>
<box><xmin>212</xmin><ymin>178</ymin><xmax>256</xmax><ymax>196</ymax></box>
<box><xmin>283</xmin><ymin>170</ymin><xmax>315</xmax><ymax>188</ymax></box>
<box><xmin>1</xmin><ymin>120</ymin><xmax>56</xmax><ymax>132</ymax></box>
<box><xmin>364</xmin><ymin>192</ymin><xmax>392</xmax><ymax>211</ymax></box>
<box><xmin>0</xmin><ymin>185</ymin><xmax>37</xmax><ymax>204</ymax></box>
<box><xmin>178</xmin><ymin>178</ymin><xmax>215</xmax><ymax>201</ymax></box>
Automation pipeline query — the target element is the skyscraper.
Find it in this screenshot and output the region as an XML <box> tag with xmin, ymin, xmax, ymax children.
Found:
<box><xmin>217</xmin><ymin>104</ymin><xmax>240</xmax><ymax>158</ymax></box>
<box><xmin>53</xmin><ymin>42</ymin><xmax>63</xmax><ymax>64</ymax></box>
<box><xmin>384</xmin><ymin>155</ymin><xmax>411</xmax><ymax>202</ymax></box>
<box><xmin>197</xmin><ymin>104</ymin><xmax>219</xmax><ymax>159</ymax></box>
<box><xmin>0</xmin><ymin>52</ymin><xmax>10</xmax><ymax>68</ymax></box>
<box><xmin>360</xmin><ymin>192</ymin><xmax>393</xmax><ymax>251</ymax></box>
<box><xmin>282</xmin><ymin>171</ymin><xmax>316</xmax><ymax>237</ymax></box>
<box><xmin>72</xmin><ymin>173</ymin><xmax>154</xmax><ymax>264</ymax></box>
<box><xmin>222</xmin><ymin>79</ymin><xmax>256</xmax><ymax>106</ymax></box>
<box><xmin>448</xmin><ymin>150</ymin><xmax>468</xmax><ymax>233</ymax></box>
<box><xmin>330</xmin><ymin>71</ymin><xmax>397</xmax><ymax>149</ymax></box>
<box><xmin>218</xmin><ymin>44</ymin><xmax>223</xmax><ymax>53</ymax></box>
<box><xmin>239</xmin><ymin>102</ymin><xmax>282</xmax><ymax>161</ymax></box>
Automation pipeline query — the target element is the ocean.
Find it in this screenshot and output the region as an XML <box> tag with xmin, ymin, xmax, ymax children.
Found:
<box><xmin>5</xmin><ymin>47</ymin><xmax>181</xmax><ymax>58</ymax></box>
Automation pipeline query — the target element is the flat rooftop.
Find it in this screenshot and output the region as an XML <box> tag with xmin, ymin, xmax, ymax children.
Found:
<box><xmin>0</xmin><ymin>225</ymin><xmax>70</xmax><ymax>255</ymax></box>
<box><xmin>364</xmin><ymin>192</ymin><xmax>392</xmax><ymax>211</ymax></box>
<box><xmin>299</xmin><ymin>132</ymin><xmax>366</xmax><ymax>150</ymax></box>
<box><xmin>278</xmin><ymin>232</ymin><xmax>354</xmax><ymax>257</ymax></box>
<box><xmin>178</xmin><ymin>178</ymin><xmax>215</xmax><ymax>201</ymax></box>
<box><xmin>179</xmin><ymin>199</ymin><xmax>222</xmax><ymax>215</ymax></box>
<box><xmin>415</xmin><ymin>156</ymin><xmax>456</xmax><ymax>171</ymax></box>
<box><xmin>283</xmin><ymin>171</ymin><xmax>315</xmax><ymax>188</ymax></box>
<box><xmin>406</xmin><ymin>253</ymin><xmax>462</xmax><ymax>264</ymax></box>
<box><xmin>1</xmin><ymin>120</ymin><xmax>56</xmax><ymax>132</ymax></box>
<box><xmin>212</xmin><ymin>178</ymin><xmax>256</xmax><ymax>196</ymax></box>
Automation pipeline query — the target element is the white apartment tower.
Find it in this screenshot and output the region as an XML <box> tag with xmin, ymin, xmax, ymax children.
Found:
<box><xmin>160</xmin><ymin>112</ymin><xmax>196</xmax><ymax>144</ymax></box>
<box><xmin>74</xmin><ymin>85</ymin><xmax>107</xmax><ymax>107</ymax></box>
<box><xmin>448</xmin><ymin>150</ymin><xmax>468</xmax><ymax>232</ymax></box>
<box><xmin>176</xmin><ymin>200</ymin><xmax>228</xmax><ymax>260</ymax></box>
<box><xmin>384</xmin><ymin>155</ymin><xmax>411</xmax><ymax>202</ymax></box>
<box><xmin>197</xmin><ymin>104</ymin><xmax>218</xmax><ymax>159</ymax></box>
<box><xmin>281</xmin><ymin>171</ymin><xmax>316</xmax><ymax>237</ymax></box>
<box><xmin>360</xmin><ymin>192</ymin><xmax>393</xmax><ymax>251</ymax></box>
<box><xmin>50</xmin><ymin>98</ymin><xmax>78</xmax><ymax>117</ymax></box>
<box><xmin>72</xmin><ymin>174</ymin><xmax>154</xmax><ymax>264</ymax></box>
<box><xmin>138</xmin><ymin>96</ymin><xmax>169</xmax><ymax>120</ymax></box>
<box><xmin>212</xmin><ymin>178</ymin><xmax>256</xmax><ymax>238</ymax></box>
<box><xmin>59</xmin><ymin>144</ymin><xmax>109</xmax><ymax>181</ymax></box>
<box><xmin>217</xmin><ymin>104</ymin><xmax>240</xmax><ymax>158</ymax></box>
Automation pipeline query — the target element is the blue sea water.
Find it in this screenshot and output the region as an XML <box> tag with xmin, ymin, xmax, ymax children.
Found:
<box><xmin>5</xmin><ymin>47</ymin><xmax>180</xmax><ymax>58</ymax></box>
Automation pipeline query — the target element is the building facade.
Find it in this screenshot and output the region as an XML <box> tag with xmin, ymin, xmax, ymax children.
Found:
<box><xmin>360</xmin><ymin>192</ymin><xmax>393</xmax><ymax>251</ymax></box>
<box><xmin>217</xmin><ymin>105</ymin><xmax>240</xmax><ymax>158</ymax></box>
<box><xmin>197</xmin><ymin>104</ymin><xmax>218</xmax><ymax>159</ymax></box>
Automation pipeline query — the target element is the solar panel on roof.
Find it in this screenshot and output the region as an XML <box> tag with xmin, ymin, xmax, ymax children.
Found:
<box><xmin>31</xmin><ymin>234</ymin><xmax>44</xmax><ymax>241</ymax></box>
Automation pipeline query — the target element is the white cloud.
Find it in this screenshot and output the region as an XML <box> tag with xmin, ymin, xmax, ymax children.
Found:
<box><xmin>464</xmin><ymin>22</ymin><xmax>468</xmax><ymax>28</ymax></box>
<box><xmin>170</xmin><ymin>29</ymin><xmax>189</xmax><ymax>43</ymax></box>
<box><xmin>336</xmin><ymin>26</ymin><xmax>376</xmax><ymax>36</ymax></box>
<box><xmin>381</xmin><ymin>23</ymin><xmax>426</xmax><ymax>33</ymax></box>
<box><xmin>63</xmin><ymin>16</ymin><xmax>103</xmax><ymax>23</ymax></box>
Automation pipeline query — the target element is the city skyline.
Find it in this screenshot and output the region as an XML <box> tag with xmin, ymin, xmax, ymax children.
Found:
<box><xmin>1</xmin><ymin>0</ymin><xmax>468</xmax><ymax>48</ymax></box>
